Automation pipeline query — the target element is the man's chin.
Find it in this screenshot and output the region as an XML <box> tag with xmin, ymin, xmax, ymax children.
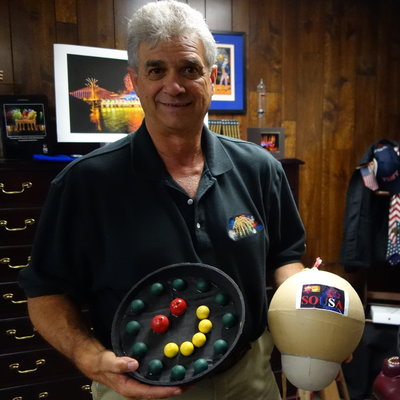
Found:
<box><xmin>161</xmin><ymin>115</ymin><xmax>204</xmax><ymax>132</ymax></box>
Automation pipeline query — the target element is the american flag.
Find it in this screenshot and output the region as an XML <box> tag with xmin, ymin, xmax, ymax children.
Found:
<box><xmin>360</xmin><ymin>162</ymin><xmax>379</xmax><ymax>191</ymax></box>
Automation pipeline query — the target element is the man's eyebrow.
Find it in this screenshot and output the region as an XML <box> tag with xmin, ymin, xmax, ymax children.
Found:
<box><xmin>144</xmin><ymin>60</ymin><xmax>164</xmax><ymax>68</ymax></box>
<box><xmin>183</xmin><ymin>58</ymin><xmax>203</xmax><ymax>67</ymax></box>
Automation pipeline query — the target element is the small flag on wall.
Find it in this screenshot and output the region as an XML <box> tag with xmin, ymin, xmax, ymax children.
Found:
<box><xmin>360</xmin><ymin>161</ymin><xmax>379</xmax><ymax>191</ymax></box>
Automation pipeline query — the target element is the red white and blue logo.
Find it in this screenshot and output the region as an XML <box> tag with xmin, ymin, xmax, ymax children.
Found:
<box><xmin>228</xmin><ymin>214</ymin><xmax>263</xmax><ymax>241</ymax></box>
<box><xmin>297</xmin><ymin>284</ymin><xmax>348</xmax><ymax>316</ymax></box>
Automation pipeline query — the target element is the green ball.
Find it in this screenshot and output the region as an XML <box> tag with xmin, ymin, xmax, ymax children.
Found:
<box><xmin>151</xmin><ymin>282</ymin><xmax>164</xmax><ymax>296</ymax></box>
<box><xmin>193</xmin><ymin>358</ymin><xmax>208</xmax><ymax>375</ymax></box>
<box><xmin>170</xmin><ymin>364</ymin><xmax>186</xmax><ymax>381</ymax></box>
<box><xmin>147</xmin><ymin>359</ymin><xmax>163</xmax><ymax>376</ymax></box>
<box><xmin>131</xmin><ymin>342</ymin><xmax>147</xmax><ymax>359</ymax></box>
<box><xmin>196</xmin><ymin>279</ymin><xmax>211</xmax><ymax>292</ymax></box>
<box><xmin>172</xmin><ymin>278</ymin><xmax>186</xmax><ymax>291</ymax></box>
<box><xmin>213</xmin><ymin>339</ymin><xmax>229</xmax><ymax>355</ymax></box>
<box><xmin>222</xmin><ymin>312</ymin><xmax>237</xmax><ymax>328</ymax></box>
<box><xmin>125</xmin><ymin>320</ymin><xmax>141</xmax><ymax>336</ymax></box>
<box><xmin>214</xmin><ymin>293</ymin><xmax>229</xmax><ymax>306</ymax></box>
<box><xmin>130</xmin><ymin>299</ymin><xmax>145</xmax><ymax>313</ymax></box>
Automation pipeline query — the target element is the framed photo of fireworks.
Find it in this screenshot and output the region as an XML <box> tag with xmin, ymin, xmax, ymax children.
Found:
<box><xmin>0</xmin><ymin>94</ymin><xmax>50</xmax><ymax>159</ymax></box>
<box><xmin>54</xmin><ymin>44</ymin><xmax>144</xmax><ymax>143</ymax></box>
<box><xmin>210</xmin><ymin>31</ymin><xmax>246</xmax><ymax>114</ymax></box>
<box><xmin>247</xmin><ymin>127</ymin><xmax>285</xmax><ymax>159</ymax></box>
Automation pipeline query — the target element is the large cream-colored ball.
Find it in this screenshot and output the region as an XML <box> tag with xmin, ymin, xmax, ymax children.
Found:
<box><xmin>268</xmin><ymin>268</ymin><xmax>365</xmax><ymax>391</ymax></box>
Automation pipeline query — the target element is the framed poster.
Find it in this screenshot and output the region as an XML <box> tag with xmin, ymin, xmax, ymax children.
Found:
<box><xmin>54</xmin><ymin>44</ymin><xmax>144</xmax><ymax>143</ymax></box>
<box><xmin>210</xmin><ymin>31</ymin><xmax>246</xmax><ymax>114</ymax></box>
<box><xmin>0</xmin><ymin>95</ymin><xmax>50</xmax><ymax>158</ymax></box>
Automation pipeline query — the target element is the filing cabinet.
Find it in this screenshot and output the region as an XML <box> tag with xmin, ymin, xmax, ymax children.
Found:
<box><xmin>0</xmin><ymin>160</ymin><xmax>91</xmax><ymax>400</ymax></box>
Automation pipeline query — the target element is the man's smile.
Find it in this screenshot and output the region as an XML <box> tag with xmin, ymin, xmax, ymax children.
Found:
<box><xmin>159</xmin><ymin>101</ymin><xmax>192</xmax><ymax>107</ymax></box>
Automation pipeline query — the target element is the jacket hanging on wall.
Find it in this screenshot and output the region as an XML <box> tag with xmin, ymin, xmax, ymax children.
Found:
<box><xmin>340</xmin><ymin>139</ymin><xmax>400</xmax><ymax>271</ymax></box>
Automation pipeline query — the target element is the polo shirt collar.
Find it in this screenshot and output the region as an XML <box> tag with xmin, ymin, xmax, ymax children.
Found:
<box><xmin>130</xmin><ymin>121</ymin><xmax>233</xmax><ymax>180</ymax></box>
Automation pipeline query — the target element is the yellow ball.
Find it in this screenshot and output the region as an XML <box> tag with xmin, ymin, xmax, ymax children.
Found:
<box><xmin>163</xmin><ymin>342</ymin><xmax>179</xmax><ymax>358</ymax></box>
<box><xmin>198</xmin><ymin>319</ymin><xmax>213</xmax><ymax>333</ymax></box>
<box><xmin>180</xmin><ymin>341</ymin><xmax>194</xmax><ymax>356</ymax></box>
<box><xmin>196</xmin><ymin>305</ymin><xmax>210</xmax><ymax>319</ymax></box>
<box><xmin>192</xmin><ymin>332</ymin><xmax>207</xmax><ymax>347</ymax></box>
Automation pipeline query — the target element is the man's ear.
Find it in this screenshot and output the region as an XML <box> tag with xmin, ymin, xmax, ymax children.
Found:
<box><xmin>210</xmin><ymin>65</ymin><xmax>217</xmax><ymax>84</ymax></box>
<box><xmin>127</xmin><ymin>66</ymin><xmax>139</xmax><ymax>91</ymax></box>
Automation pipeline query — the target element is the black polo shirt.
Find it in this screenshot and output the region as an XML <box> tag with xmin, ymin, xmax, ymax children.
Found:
<box><xmin>19</xmin><ymin>122</ymin><xmax>305</xmax><ymax>348</ymax></box>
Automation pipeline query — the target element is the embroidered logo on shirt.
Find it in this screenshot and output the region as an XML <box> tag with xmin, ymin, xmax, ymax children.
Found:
<box><xmin>228</xmin><ymin>214</ymin><xmax>263</xmax><ymax>241</ymax></box>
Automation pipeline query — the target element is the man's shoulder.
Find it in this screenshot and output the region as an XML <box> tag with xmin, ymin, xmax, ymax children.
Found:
<box><xmin>215</xmin><ymin>133</ymin><xmax>281</xmax><ymax>167</ymax></box>
<box><xmin>53</xmin><ymin>135</ymin><xmax>133</xmax><ymax>184</ymax></box>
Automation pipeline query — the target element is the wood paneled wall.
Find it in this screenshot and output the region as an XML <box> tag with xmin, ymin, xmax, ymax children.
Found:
<box><xmin>1</xmin><ymin>0</ymin><xmax>399</xmax><ymax>277</ymax></box>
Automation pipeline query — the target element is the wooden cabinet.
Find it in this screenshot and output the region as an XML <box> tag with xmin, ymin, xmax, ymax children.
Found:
<box><xmin>280</xmin><ymin>158</ymin><xmax>304</xmax><ymax>205</ymax></box>
<box><xmin>0</xmin><ymin>160</ymin><xmax>91</xmax><ymax>400</ymax></box>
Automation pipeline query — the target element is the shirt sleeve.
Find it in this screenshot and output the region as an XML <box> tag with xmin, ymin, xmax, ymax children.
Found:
<box><xmin>19</xmin><ymin>171</ymin><xmax>90</xmax><ymax>303</ymax></box>
<box><xmin>265</xmin><ymin>162</ymin><xmax>306</xmax><ymax>269</ymax></box>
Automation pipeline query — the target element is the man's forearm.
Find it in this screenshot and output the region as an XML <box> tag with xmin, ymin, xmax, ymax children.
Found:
<box><xmin>273</xmin><ymin>262</ymin><xmax>304</xmax><ymax>287</ymax></box>
<box><xmin>27</xmin><ymin>294</ymin><xmax>105</xmax><ymax>378</ymax></box>
<box><xmin>27</xmin><ymin>295</ymin><xmax>183</xmax><ymax>398</ymax></box>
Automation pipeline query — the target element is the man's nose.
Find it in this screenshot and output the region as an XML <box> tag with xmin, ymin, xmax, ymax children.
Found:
<box><xmin>162</xmin><ymin>72</ymin><xmax>186</xmax><ymax>95</ymax></box>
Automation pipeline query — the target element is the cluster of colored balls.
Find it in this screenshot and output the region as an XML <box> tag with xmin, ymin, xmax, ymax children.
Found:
<box><xmin>124</xmin><ymin>277</ymin><xmax>238</xmax><ymax>383</ymax></box>
<box><xmin>163</xmin><ymin>305</ymin><xmax>211</xmax><ymax>358</ymax></box>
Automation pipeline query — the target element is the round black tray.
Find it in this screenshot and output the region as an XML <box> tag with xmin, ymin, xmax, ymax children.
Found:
<box><xmin>111</xmin><ymin>263</ymin><xmax>245</xmax><ymax>386</ymax></box>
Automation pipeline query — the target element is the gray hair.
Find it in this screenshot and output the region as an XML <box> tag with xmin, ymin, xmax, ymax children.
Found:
<box><xmin>127</xmin><ymin>0</ymin><xmax>216</xmax><ymax>70</ymax></box>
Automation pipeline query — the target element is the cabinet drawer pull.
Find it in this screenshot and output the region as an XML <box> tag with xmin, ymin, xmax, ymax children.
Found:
<box><xmin>11</xmin><ymin>392</ymin><xmax>48</xmax><ymax>400</ymax></box>
<box><xmin>0</xmin><ymin>181</ymin><xmax>32</xmax><ymax>194</ymax></box>
<box><xmin>81</xmin><ymin>384</ymin><xmax>92</xmax><ymax>394</ymax></box>
<box><xmin>3</xmin><ymin>293</ymin><xmax>28</xmax><ymax>304</ymax></box>
<box><xmin>1</xmin><ymin>256</ymin><xmax>31</xmax><ymax>269</ymax></box>
<box><xmin>0</xmin><ymin>218</ymin><xmax>35</xmax><ymax>231</ymax></box>
<box><xmin>9</xmin><ymin>358</ymin><xmax>46</xmax><ymax>373</ymax></box>
<box><xmin>6</xmin><ymin>328</ymin><xmax>36</xmax><ymax>340</ymax></box>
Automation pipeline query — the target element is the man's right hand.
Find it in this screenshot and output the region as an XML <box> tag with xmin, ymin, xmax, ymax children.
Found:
<box><xmin>85</xmin><ymin>349</ymin><xmax>183</xmax><ymax>399</ymax></box>
<box><xmin>27</xmin><ymin>295</ymin><xmax>183</xmax><ymax>400</ymax></box>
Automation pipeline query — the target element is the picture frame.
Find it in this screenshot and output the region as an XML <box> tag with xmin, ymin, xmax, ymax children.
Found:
<box><xmin>210</xmin><ymin>31</ymin><xmax>246</xmax><ymax>114</ymax></box>
<box><xmin>54</xmin><ymin>44</ymin><xmax>144</xmax><ymax>143</ymax></box>
<box><xmin>247</xmin><ymin>127</ymin><xmax>285</xmax><ymax>159</ymax></box>
<box><xmin>0</xmin><ymin>94</ymin><xmax>51</xmax><ymax>159</ymax></box>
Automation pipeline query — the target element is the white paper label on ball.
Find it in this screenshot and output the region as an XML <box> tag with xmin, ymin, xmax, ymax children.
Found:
<box><xmin>296</xmin><ymin>284</ymin><xmax>349</xmax><ymax>316</ymax></box>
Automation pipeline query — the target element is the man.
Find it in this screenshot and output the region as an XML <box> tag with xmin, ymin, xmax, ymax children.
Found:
<box><xmin>19</xmin><ymin>1</ymin><xmax>305</xmax><ymax>399</ymax></box>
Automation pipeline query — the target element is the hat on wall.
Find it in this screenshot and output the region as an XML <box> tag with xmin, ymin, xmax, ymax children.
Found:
<box><xmin>374</xmin><ymin>145</ymin><xmax>400</xmax><ymax>194</ymax></box>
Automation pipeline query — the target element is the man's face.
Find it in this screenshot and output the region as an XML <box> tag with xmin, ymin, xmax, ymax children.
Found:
<box><xmin>128</xmin><ymin>34</ymin><xmax>216</xmax><ymax>135</ymax></box>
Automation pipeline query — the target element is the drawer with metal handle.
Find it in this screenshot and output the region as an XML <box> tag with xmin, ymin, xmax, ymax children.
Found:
<box><xmin>0</xmin><ymin>246</ymin><xmax>32</xmax><ymax>282</ymax></box>
<box><xmin>0</xmin><ymin>316</ymin><xmax>48</xmax><ymax>353</ymax></box>
<box><xmin>0</xmin><ymin>372</ymin><xmax>91</xmax><ymax>400</ymax></box>
<box><xmin>0</xmin><ymin>282</ymin><xmax>28</xmax><ymax>319</ymax></box>
<box><xmin>0</xmin><ymin>347</ymin><xmax>82</xmax><ymax>387</ymax></box>
<box><xmin>0</xmin><ymin>167</ymin><xmax>62</xmax><ymax>207</ymax></box>
<box><xmin>0</xmin><ymin>208</ymin><xmax>41</xmax><ymax>246</ymax></box>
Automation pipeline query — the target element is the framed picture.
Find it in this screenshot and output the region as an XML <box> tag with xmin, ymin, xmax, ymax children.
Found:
<box><xmin>0</xmin><ymin>94</ymin><xmax>51</xmax><ymax>158</ymax></box>
<box><xmin>54</xmin><ymin>44</ymin><xmax>144</xmax><ymax>143</ymax></box>
<box><xmin>210</xmin><ymin>31</ymin><xmax>246</xmax><ymax>114</ymax></box>
<box><xmin>247</xmin><ymin>127</ymin><xmax>285</xmax><ymax>159</ymax></box>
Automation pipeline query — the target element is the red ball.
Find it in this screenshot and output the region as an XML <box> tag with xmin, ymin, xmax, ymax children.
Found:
<box><xmin>151</xmin><ymin>314</ymin><xmax>170</xmax><ymax>333</ymax></box>
<box><xmin>170</xmin><ymin>298</ymin><xmax>187</xmax><ymax>316</ymax></box>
